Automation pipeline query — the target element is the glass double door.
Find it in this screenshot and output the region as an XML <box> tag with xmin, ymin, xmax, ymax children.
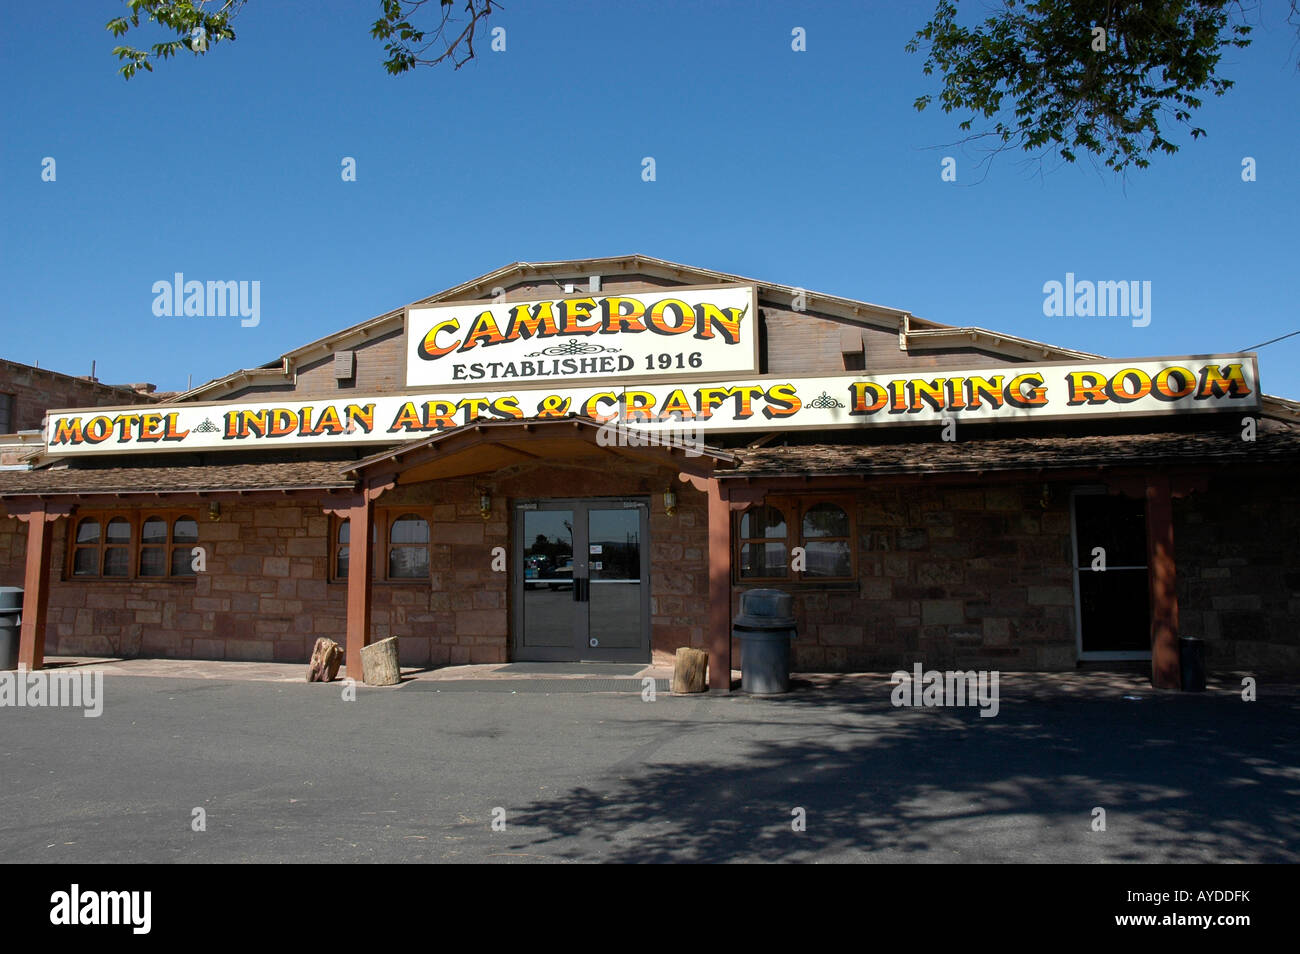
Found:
<box><xmin>513</xmin><ymin>498</ymin><xmax>650</xmax><ymax>662</ymax></box>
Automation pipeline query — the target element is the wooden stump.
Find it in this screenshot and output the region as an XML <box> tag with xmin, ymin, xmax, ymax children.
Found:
<box><xmin>672</xmin><ymin>647</ymin><xmax>708</xmax><ymax>694</ymax></box>
<box><xmin>361</xmin><ymin>636</ymin><xmax>401</xmax><ymax>687</ymax></box>
<box><xmin>306</xmin><ymin>637</ymin><xmax>343</xmax><ymax>682</ymax></box>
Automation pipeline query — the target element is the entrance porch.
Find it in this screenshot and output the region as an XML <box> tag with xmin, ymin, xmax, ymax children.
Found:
<box><xmin>329</xmin><ymin>417</ymin><xmax>740</xmax><ymax>689</ymax></box>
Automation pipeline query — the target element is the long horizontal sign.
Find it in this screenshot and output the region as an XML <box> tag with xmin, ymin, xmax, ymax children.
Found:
<box><xmin>404</xmin><ymin>284</ymin><xmax>758</xmax><ymax>387</ymax></box>
<box><xmin>44</xmin><ymin>355</ymin><xmax>1259</xmax><ymax>455</ymax></box>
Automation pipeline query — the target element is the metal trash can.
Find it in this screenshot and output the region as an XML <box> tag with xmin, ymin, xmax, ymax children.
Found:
<box><xmin>733</xmin><ymin>588</ymin><xmax>797</xmax><ymax>694</ymax></box>
<box><xmin>0</xmin><ymin>587</ymin><xmax>22</xmax><ymax>671</ymax></box>
<box><xmin>1179</xmin><ymin>636</ymin><xmax>1206</xmax><ymax>692</ymax></box>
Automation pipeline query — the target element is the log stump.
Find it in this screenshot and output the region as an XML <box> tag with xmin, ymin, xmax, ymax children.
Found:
<box><xmin>672</xmin><ymin>647</ymin><xmax>708</xmax><ymax>694</ymax></box>
<box><xmin>361</xmin><ymin>636</ymin><xmax>401</xmax><ymax>687</ymax></box>
<box><xmin>306</xmin><ymin>638</ymin><xmax>343</xmax><ymax>683</ymax></box>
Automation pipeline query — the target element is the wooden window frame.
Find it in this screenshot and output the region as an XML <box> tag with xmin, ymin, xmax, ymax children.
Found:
<box><xmin>384</xmin><ymin>509</ymin><xmax>431</xmax><ymax>582</ymax></box>
<box><xmin>735</xmin><ymin>503</ymin><xmax>792</xmax><ymax>583</ymax></box>
<box><xmin>331</xmin><ymin>515</ymin><xmax>352</xmax><ymax>582</ymax></box>
<box><xmin>732</xmin><ymin>495</ymin><xmax>857</xmax><ymax>584</ymax></box>
<box><xmin>140</xmin><ymin>513</ymin><xmax>201</xmax><ymax>580</ymax></box>
<box><xmin>66</xmin><ymin>509</ymin><xmax>200</xmax><ymax>581</ymax></box>
<box><xmin>330</xmin><ymin>507</ymin><xmax>432</xmax><ymax>584</ymax></box>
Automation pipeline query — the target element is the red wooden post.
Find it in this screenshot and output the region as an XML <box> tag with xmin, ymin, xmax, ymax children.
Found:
<box><xmin>15</xmin><ymin>503</ymin><xmax>68</xmax><ymax>671</ymax></box>
<box><xmin>706</xmin><ymin>478</ymin><xmax>732</xmax><ymax>693</ymax></box>
<box><xmin>345</xmin><ymin>496</ymin><xmax>374</xmax><ymax>681</ymax></box>
<box><xmin>1146</xmin><ymin>474</ymin><xmax>1180</xmax><ymax>689</ymax></box>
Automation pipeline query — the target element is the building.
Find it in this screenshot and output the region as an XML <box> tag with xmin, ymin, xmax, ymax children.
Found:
<box><xmin>0</xmin><ymin>358</ymin><xmax>161</xmax><ymax>465</ymax></box>
<box><xmin>2</xmin><ymin>255</ymin><xmax>1297</xmax><ymax>690</ymax></box>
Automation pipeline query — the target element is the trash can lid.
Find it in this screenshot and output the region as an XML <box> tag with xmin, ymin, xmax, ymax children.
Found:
<box><xmin>732</xmin><ymin>614</ymin><xmax>796</xmax><ymax>630</ymax></box>
<box><xmin>737</xmin><ymin>588</ymin><xmax>793</xmax><ymax>619</ymax></box>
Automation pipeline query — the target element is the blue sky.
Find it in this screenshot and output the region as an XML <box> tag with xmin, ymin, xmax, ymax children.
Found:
<box><xmin>2</xmin><ymin>1</ymin><xmax>1297</xmax><ymax>397</ymax></box>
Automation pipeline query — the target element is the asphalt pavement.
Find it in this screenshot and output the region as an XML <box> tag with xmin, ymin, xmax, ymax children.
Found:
<box><xmin>1</xmin><ymin>672</ymin><xmax>1296</xmax><ymax>863</ymax></box>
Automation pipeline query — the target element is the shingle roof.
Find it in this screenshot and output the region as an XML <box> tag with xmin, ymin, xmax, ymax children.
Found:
<box><xmin>3</xmin><ymin>420</ymin><xmax>1297</xmax><ymax>496</ymax></box>
<box><xmin>0</xmin><ymin>459</ymin><xmax>358</xmax><ymax>496</ymax></box>
<box><xmin>730</xmin><ymin>420</ymin><xmax>1300</xmax><ymax>478</ymax></box>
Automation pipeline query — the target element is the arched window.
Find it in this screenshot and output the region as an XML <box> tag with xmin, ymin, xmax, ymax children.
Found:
<box><xmin>139</xmin><ymin>516</ymin><xmax>168</xmax><ymax>576</ymax></box>
<box><xmin>139</xmin><ymin>515</ymin><xmax>199</xmax><ymax>577</ymax></box>
<box><xmin>738</xmin><ymin>506</ymin><xmax>789</xmax><ymax>579</ymax></box>
<box><xmin>171</xmin><ymin>516</ymin><xmax>199</xmax><ymax>576</ymax></box>
<box><xmin>103</xmin><ymin>518</ymin><xmax>132</xmax><ymax>577</ymax></box>
<box><xmin>68</xmin><ymin>511</ymin><xmax>199</xmax><ymax>580</ymax></box>
<box><xmin>332</xmin><ymin>518</ymin><xmax>378</xmax><ymax>581</ymax></box>
<box><xmin>72</xmin><ymin>517</ymin><xmax>101</xmax><ymax>576</ymax></box>
<box><xmin>335</xmin><ymin>519</ymin><xmax>350</xmax><ymax>580</ymax></box>
<box><xmin>388</xmin><ymin>513</ymin><xmax>430</xmax><ymax>579</ymax></box>
<box><xmin>801</xmin><ymin>503</ymin><xmax>852</xmax><ymax>579</ymax></box>
<box><xmin>732</xmin><ymin>497</ymin><xmax>856</xmax><ymax>582</ymax></box>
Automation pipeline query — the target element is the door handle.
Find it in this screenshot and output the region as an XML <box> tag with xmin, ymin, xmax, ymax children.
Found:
<box><xmin>572</xmin><ymin>578</ymin><xmax>589</xmax><ymax>602</ymax></box>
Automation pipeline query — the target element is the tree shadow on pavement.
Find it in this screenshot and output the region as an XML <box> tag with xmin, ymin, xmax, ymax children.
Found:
<box><xmin>503</xmin><ymin>674</ymin><xmax>1300</xmax><ymax>862</ymax></box>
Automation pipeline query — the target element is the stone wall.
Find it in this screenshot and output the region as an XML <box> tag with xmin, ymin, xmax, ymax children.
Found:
<box><xmin>3</xmin><ymin>466</ymin><xmax>1296</xmax><ymax>674</ymax></box>
<box><xmin>0</xmin><ymin>359</ymin><xmax>156</xmax><ymax>435</ymax></box>
<box><xmin>1175</xmin><ymin>469</ymin><xmax>1300</xmax><ymax>673</ymax></box>
<box><xmin>39</xmin><ymin>499</ymin><xmax>345</xmax><ymax>663</ymax></box>
<box><xmin>648</xmin><ymin>485</ymin><xmax>709</xmax><ymax>661</ymax></box>
<box><xmin>22</xmin><ymin>480</ymin><xmax>510</xmax><ymax>666</ymax></box>
<box><xmin>382</xmin><ymin>478</ymin><xmax>508</xmax><ymax>667</ymax></box>
<box><xmin>0</xmin><ymin>517</ymin><xmax>25</xmax><ymax>588</ymax></box>
<box><xmin>758</xmin><ymin>481</ymin><xmax>1079</xmax><ymax>673</ymax></box>
<box><xmin>0</xmin><ymin>463</ymin><xmax>711</xmax><ymax>668</ymax></box>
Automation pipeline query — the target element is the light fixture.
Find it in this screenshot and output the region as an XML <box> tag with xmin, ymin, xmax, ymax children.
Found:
<box><xmin>479</xmin><ymin>489</ymin><xmax>492</xmax><ymax>521</ymax></box>
<box><xmin>663</xmin><ymin>487</ymin><xmax>677</xmax><ymax>517</ymax></box>
<box><xmin>208</xmin><ymin>501</ymin><xmax>221</xmax><ymax>522</ymax></box>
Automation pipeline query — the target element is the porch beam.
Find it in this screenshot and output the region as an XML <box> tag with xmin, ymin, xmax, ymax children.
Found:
<box><xmin>1146</xmin><ymin>473</ymin><xmax>1180</xmax><ymax>689</ymax></box>
<box><xmin>706</xmin><ymin>478</ymin><xmax>732</xmax><ymax>693</ymax></box>
<box><xmin>344</xmin><ymin>495</ymin><xmax>374</xmax><ymax>681</ymax></box>
<box><xmin>325</xmin><ymin>478</ymin><xmax>393</xmax><ymax>682</ymax></box>
<box><xmin>13</xmin><ymin>502</ymin><xmax>70</xmax><ymax>671</ymax></box>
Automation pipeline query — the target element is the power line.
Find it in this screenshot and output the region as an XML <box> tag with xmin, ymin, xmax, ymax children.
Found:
<box><xmin>1242</xmin><ymin>329</ymin><xmax>1300</xmax><ymax>351</ymax></box>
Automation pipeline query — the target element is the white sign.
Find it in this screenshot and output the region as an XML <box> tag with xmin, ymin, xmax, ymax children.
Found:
<box><xmin>405</xmin><ymin>284</ymin><xmax>757</xmax><ymax>388</ymax></box>
<box><xmin>44</xmin><ymin>355</ymin><xmax>1259</xmax><ymax>455</ymax></box>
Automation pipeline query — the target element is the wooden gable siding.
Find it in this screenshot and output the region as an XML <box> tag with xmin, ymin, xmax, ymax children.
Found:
<box><xmin>217</xmin><ymin>272</ymin><xmax>1025</xmax><ymax>402</ymax></box>
<box><xmin>870</xmin><ymin>345</ymin><xmax>1023</xmax><ymax>373</ymax></box>
<box><xmin>291</xmin><ymin>328</ymin><xmax>405</xmax><ymax>398</ymax></box>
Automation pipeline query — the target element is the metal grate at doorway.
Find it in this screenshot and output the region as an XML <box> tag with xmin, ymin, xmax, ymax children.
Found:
<box><xmin>490</xmin><ymin>663</ymin><xmax>649</xmax><ymax>676</ymax></box>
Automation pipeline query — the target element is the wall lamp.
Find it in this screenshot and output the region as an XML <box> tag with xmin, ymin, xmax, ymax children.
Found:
<box><xmin>479</xmin><ymin>489</ymin><xmax>492</xmax><ymax>521</ymax></box>
<box><xmin>663</xmin><ymin>487</ymin><xmax>677</xmax><ymax>517</ymax></box>
<box><xmin>208</xmin><ymin>501</ymin><xmax>221</xmax><ymax>522</ymax></box>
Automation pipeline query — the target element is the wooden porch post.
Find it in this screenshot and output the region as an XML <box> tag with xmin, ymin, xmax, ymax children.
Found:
<box><xmin>1146</xmin><ymin>473</ymin><xmax>1180</xmax><ymax>689</ymax></box>
<box><xmin>706</xmin><ymin>478</ymin><xmax>732</xmax><ymax>693</ymax></box>
<box><xmin>345</xmin><ymin>495</ymin><xmax>374</xmax><ymax>681</ymax></box>
<box><xmin>14</xmin><ymin>502</ymin><xmax>69</xmax><ymax>671</ymax></box>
